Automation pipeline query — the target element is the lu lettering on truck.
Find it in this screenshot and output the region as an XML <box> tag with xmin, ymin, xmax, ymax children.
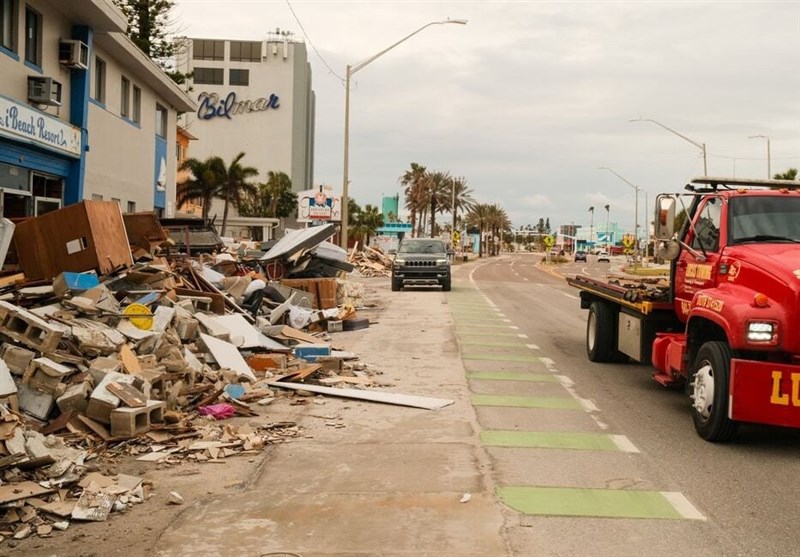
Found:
<box><xmin>731</xmin><ymin>360</ymin><xmax>800</xmax><ymax>428</ymax></box>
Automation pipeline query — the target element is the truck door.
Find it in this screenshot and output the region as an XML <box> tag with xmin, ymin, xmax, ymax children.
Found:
<box><xmin>674</xmin><ymin>196</ymin><xmax>723</xmax><ymax>319</ymax></box>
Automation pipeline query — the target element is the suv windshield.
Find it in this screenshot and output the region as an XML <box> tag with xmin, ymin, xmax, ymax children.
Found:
<box><xmin>730</xmin><ymin>196</ymin><xmax>800</xmax><ymax>244</ymax></box>
<box><xmin>398</xmin><ymin>240</ymin><xmax>446</xmax><ymax>254</ymax></box>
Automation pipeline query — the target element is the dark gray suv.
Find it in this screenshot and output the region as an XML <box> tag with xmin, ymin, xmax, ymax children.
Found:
<box><xmin>391</xmin><ymin>238</ymin><xmax>451</xmax><ymax>291</ymax></box>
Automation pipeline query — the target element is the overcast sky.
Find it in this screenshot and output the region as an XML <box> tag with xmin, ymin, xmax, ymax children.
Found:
<box><xmin>172</xmin><ymin>0</ymin><xmax>800</xmax><ymax>233</ymax></box>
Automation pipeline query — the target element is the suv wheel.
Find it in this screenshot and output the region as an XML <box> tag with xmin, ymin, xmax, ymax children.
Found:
<box><xmin>441</xmin><ymin>278</ymin><xmax>451</xmax><ymax>292</ymax></box>
<box><xmin>391</xmin><ymin>278</ymin><xmax>402</xmax><ymax>291</ymax></box>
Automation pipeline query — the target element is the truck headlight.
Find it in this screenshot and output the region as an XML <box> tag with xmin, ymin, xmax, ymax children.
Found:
<box><xmin>436</xmin><ymin>258</ymin><xmax>448</xmax><ymax>265</ymax></box>
<box><xmin>746</xmin><ymin>321</ymin><xmax>778</xmax><ymax>343</ymax></box>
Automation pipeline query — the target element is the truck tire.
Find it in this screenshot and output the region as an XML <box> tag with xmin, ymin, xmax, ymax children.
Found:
<box><xmin>587</xmin><ymin>301</ymin><xmax>617</xmax><ymax>362</ymax></box>
<box><xmin>391</xmin><ymin>278</ymin><xmax>402</xmax><ymax>292</ymax></box>
<box><xmin>691</xmin><ymin>341</ymin><xmax>739</xmax><ymax>442</ymax></box>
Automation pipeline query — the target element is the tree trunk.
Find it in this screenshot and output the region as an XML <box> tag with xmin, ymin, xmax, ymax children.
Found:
<box><xmin>221</xmin><ymin>192</ymin><xmax>230</xmax><ymax>237</ymax></box>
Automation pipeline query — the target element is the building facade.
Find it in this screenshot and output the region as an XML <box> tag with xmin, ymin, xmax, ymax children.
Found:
<box><xmin>174</xmin><ymin>31</ymin><xmax>316</xmax><ymax>231</ymax></box>
<box><xmin>0</xmin><ymin>0</ymin><xmax>195</xmax><ymax>219</ymax></box>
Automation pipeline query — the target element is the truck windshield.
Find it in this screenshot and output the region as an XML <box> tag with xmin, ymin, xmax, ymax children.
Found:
<box><xmin>730</xmin><ymin>196</ymin><xmax>800</xmax><ymax>244</ymax></box>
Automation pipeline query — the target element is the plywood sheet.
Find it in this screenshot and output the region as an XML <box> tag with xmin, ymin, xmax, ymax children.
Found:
<box><xmin>267</xmin><ymin>381</ymin><xmax>454</xmax><ymax>410</ymax></box>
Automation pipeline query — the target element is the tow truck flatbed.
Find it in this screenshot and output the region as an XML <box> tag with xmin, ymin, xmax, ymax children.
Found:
<box><xmin>566</xmin><ymin>274</ymin><xmax>673</xmax><ymax>316</ymax></box>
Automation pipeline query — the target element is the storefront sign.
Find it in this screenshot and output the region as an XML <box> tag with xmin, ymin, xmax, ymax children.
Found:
<box><xmin>298</xmin><ymin>187</ymin><xmax>341</xmax><ymax>223</ymax></box>
<box><xmin>0</xmin><ymin>95</ymin><xmax>81</xmax><ymax>157</ymax></box>
<box><xmin>197</xmin><ymin>91</ymin><xmax>279</xmax><ymax>120</ymax></box>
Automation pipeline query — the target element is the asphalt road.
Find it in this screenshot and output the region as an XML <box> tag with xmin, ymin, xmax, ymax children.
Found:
<box><xmin>467</xmin><ymin>252</ymin><xmax>800</xmax><ymax>556</ymax></box>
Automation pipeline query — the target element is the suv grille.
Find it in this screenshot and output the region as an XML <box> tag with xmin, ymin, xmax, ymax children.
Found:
<box><xmin>406</xmin><ymin>260</ymin><xmax>436</xmax><ymax>267</ymax></box>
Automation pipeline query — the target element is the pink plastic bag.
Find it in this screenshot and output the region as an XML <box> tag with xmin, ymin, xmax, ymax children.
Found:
<box><xmin>198</xmin><ymin>403</ymin><xmax>236</xmax><ymax>420</ymax></box>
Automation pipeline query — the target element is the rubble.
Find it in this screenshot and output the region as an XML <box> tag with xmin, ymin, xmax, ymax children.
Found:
<box><xmin>0</xmin><ymin>202</ymin><xmax>442</xmax><ymax>545</ymax></box>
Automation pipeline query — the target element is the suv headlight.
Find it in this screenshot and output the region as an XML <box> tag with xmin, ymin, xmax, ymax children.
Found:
<box><xmin>436</xmin><ymin>258</ymin><xmax>448</xmax><ymax>265</ymax></box>
<box><xmin>394</xmin><ymin>258</ymin><xmax>406</xmax><ymax>266</ymax></box>
<box><xmin>746</xmin><ymin>320</ymin><xmax>778</xmax><ymax>344</ymax></box>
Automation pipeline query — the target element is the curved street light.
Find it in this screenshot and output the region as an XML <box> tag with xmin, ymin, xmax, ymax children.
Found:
<box><xmin>630</xmin><ymin>117</ymin><xmax>708</xmax><ymax>176</ymax></box>
<box><xmin>748</xmin><ymin>134</ymin><xmax>771</xmax><ymax>178</ymax></box>
<box><xmin>340</xmin><ymin>18</ymin><xmax>468</xmax><ymax>248</ymax></box>
<box><xmin>599</xmin><ymin>166</ymin><xmax>640</xmax><ymax>265</ymax></box>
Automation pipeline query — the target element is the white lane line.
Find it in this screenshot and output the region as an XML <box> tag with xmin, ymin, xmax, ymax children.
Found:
<box><xmin>525</xmin><ymin>344</ymin><xmax>540</xmax><ymax>350</ymax></box>
<box><xmin>509</xmin><ymin>325</ymin><xmax>520</xmax><ymax>330</ymax></box>
<box><xmin>562</xmin><ymin>292</ymin><xmax>579</xmax><ymax>299</ymax></box>
<box><xmin>557</xmin><ymin>374</ymin><xmax>609</xmax><ymax>430</ymax></box>
<box><xmin>610</xmin><ymin>435</ymin><xmax>640</xmax><ymax>453</ymax></box>
<box><xmin>661</xmin><ymin>492</ymin><xmax>707</xmax><ymax>521</ymax></box>
<box><xmin>517</xmin><ymin>334</ymin><xmax>529</xmax><ymax>339</ymax></box>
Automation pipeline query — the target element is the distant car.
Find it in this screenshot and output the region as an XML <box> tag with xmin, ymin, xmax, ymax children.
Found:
<box><xmin>574</xmin><ymin>250</ymin><xmax>587</xmax><ymax>262</ymax></box>
<box><xmin>597</xmin><ymin>251</ymin><xmax>611</xmax><ymax>262</ymax></box>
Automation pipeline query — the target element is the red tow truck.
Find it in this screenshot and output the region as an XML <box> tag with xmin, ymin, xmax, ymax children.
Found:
<box><xmin>568</xmin><ymin>176</ymin><xmax>800</xmax><ymax>441</ymax></box>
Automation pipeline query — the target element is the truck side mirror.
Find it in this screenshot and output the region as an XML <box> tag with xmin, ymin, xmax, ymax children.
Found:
<box><xmin>654</xmin><ymin>196</ymin><xmax>676</xmax><ymax>239</ymax></box>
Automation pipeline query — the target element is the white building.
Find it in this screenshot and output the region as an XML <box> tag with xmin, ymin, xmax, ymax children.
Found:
<box><xmin>0</xmin><ymin>0</ymin><xmax>195</xmax><ymax>219</ymax></box>
<box><xmin>174</xmin><ymin>31</ymin><xmax>316</xmax><ymax>230</ymax></box>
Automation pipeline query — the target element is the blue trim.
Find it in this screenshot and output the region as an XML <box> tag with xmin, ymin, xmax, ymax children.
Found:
<box><xmin>65</xmin><ymin>25</ymin><xmax>92</xmax><ymax>205</ymax></box>
<box><xmin>121</xmin><ymin>116</ymin><xmax>141</xmax><ymax>129</ymax></box>
<box><xmin>0</xmin><ymin>137</ymin><xmax>71</xmax><ymax>176</ymax></box>
<box><xmin>88</xmin><ymin>97</ymin><xmax>105</xmax><ymax>109</ymax></box>
<box><xmin>0</xmin><ymin>45</ymin><xmax>19</xmax><ymax>61</ymax></box>
<box><xmin>23</xmin><ymin>60</ymin><xmax>42</xmax><ymax>73</ymax></box>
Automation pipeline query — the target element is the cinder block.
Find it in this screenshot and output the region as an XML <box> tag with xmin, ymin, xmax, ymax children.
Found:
<box><xmin>88</xmin><ymin>357</ymin><xmax>122</xmax><ymax>386</ymax></box>
<box><xmin>23</xmin><ymin>357</ymin><xmax>74</xmax><ymax>395</ymax></box>
<box><xmin>110</xmin><ymin>400</ymin><xmax>165</xmax><ymax>437</ymax></box>
<box><xmin>56</xmin><ymin>381</ymin><xmax>92</xmax><ymax>414</ymax></box>
<box><xmin>0</xmin><ymin>343</ymin><xmax>36</xmax><ymax>375</ymax></box>
<box><xmin>0</xmin><ymin>301</ymin><xmax>64</xmax><ymax>353</ymax></box>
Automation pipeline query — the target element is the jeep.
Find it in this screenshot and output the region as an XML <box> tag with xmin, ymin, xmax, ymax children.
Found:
<box><xmin>391</xmin><ymin>238</ymin><xmax>451</xmax><ymax>291</ymax></box>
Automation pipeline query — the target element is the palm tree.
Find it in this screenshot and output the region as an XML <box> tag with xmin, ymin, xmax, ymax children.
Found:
<box><xmin>773</xmin><ymin>168</ymin><xmax>798</xmax><ymax>180</ymax></box>
<box><xmin>399</xmin><ymin>163</ymin><xmax>427</xmax><ymax>238</ymax></box>
<box><xmin>215</xmin><ymin>152</ymin><xmax>259</xmax><ymax>236</ymax></box>
<box><xmin>485</xmin><ymin>204</ymin><xmax>511</xmax><ymax>256</ymax></box>
<box><xmin>262</xmin><ymin>171</ymin><xmax>293</xmax><ymax>217</ymax></box>
<box><xmin>424</xmin><ymin>170</ymin><xmax>452</xmax><ymax>237</ymax></box>
<box><xmin>177</xmin><ymin>156</ymin><xmax>222</xmax><ymax>220</ymax></box>
<box><xmin>351</xmin><ymin>204</ymin><xmax>384</xmax><ymax>248</ymax></box>
<box><xmin>449</xmin><ymin>176</ymin><xmax>475</xmax><ymax>237</ymax></box>
<box><xmin>466</xmin><ymin>203</ymin><xmax>490</xmax><ymax>257</ymax></box>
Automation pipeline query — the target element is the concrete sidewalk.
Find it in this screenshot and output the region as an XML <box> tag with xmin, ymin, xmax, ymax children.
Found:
<box><xmin>153</xmin><ymin>276</ymin><xmax>508</xmax><ymax>557</ymax></box>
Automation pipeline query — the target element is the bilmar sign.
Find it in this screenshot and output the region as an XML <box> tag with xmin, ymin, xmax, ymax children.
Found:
<box><xmin>197</xmin><ymin>91</ymin><xmax>279</xmax><ymax>120</ymax></box>
<box><xmin>0</xmin><ymin>95</ymin><xmax>80</xmax><ymax>157</ymax></box>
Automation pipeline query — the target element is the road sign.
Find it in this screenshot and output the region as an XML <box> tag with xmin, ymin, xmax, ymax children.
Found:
<box><xmin>622</xmin><ymin>235</ymin><xmax>635</xmax><ymax>249</ymax></box>
<box><xmin>543</xmin><ymin>235</ymin><xmax>555</xmax><ymax>248</ymax></box>
<box><xmin>452</xmin><ymin>231</ymin><xmax>461</xmax><ymax>246</ymax></box>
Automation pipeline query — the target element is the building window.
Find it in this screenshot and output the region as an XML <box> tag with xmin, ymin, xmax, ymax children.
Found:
<box><xmin>94</xmin><ymin>57</ymin><xmax>106</xmax><ymax>103</ymax></box>
<box><xmin>127</xmin><ymin>201</ymin><xmax>136</xmax><ymax>213</ymax></box>
<box><xmin>0</xmin><ymin>0</ymin><xmax>17</xmax><ymax>52</ymax></box>
<box><xmin>132</xmin><ymin>85</ymin><xmax>141</xmax><ymax>123</ymax></box>
<box><xmin>193</xmin><ymin>67</ymin><xmax>223</xmax><ymax>85</ymax></box>
<box><xmin>192</xmin><ymin>39</ymin><xmax>223</xmax><ymax>61</ymax></box>
<box><xmin>229</xmin><ymin>41</ymin><xmax>260</xmax><ymax>62</ymax></box>
<box><xmin>112</xmin><ymin>197</ymin><xmax>120</xmax><ymax>206</ymax></box>
<box><xmin>91</xmin><ymin>194</ymin><xmax>103</xmax><ymax>201</ymax></box>
<box><xmin>229</xmin><ymin>69</ymin><xmax>249</xmax><ymax>86</ymax></box>
<box><xmin>155</xmin><ymin>104</ymin><xmax>167</xmax><ymax>138</ymax></box>
<box><xmin>175</xmin><ymin>142</ymin><xmax>182</xmax><ymax>161</ymax></box>
<box><xmin>24</xmin><ymin>6</ymin><xmax>41</xmax><ymax>66</ymax></box>
<box><xmin>120</xmin><ymin>76</ymin><xmax>130</xmax><ymax>118</ymax></box>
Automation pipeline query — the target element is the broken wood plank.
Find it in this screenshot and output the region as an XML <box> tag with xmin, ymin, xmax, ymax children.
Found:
<box><xmin>266</xmin><ymin>381</ymin><xmax>454</xmax><ymax>410</ymax></box>
<box><xmin>276</xmin><ymin>364</ymin><xmax>322</xmax><ymax>383</ymax></box>
<box><xmin>0</xmin><ymin>481</ymin><xmax>55</xmax><ymax>504</ymax></box>
<box><xmin>107</xmin><ymin>382</ymin><xmax>146</xmax><ymax>408</ymax></box>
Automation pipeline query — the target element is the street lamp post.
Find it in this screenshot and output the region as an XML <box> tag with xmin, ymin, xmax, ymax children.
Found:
<box><xmin>748</xmin><ymin>134</ymin><xmax>771</xmax><ymax>179</ymax></box>
<box><xmin>604</xmin><ymin>204</ymin><xmax>610</xmax><ymax>250</ymax></box>
<box><xmin>599</xmin><ymin>167</ymin><xmax>640</xmax><ymax>265</ymax></box>
<box><xmin>341</xmin><ymin>18</ymin><xmax>467</xmax><ymax>249</ymax></box>
<box><xmin>630</xmin><ymin>118</ymin><xmax>708</xmax><ymax>176</ymax></box>
<box><xmin>588</xmin><ymin>206</ymin><xmax>594</xmax><ymax>250</ymax></box>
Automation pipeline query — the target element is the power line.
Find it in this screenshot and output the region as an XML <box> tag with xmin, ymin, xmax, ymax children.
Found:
<box><xmin>285</xmin><ymin>0</ymin><xmax>345</xmax><ymax>83</ymax></box>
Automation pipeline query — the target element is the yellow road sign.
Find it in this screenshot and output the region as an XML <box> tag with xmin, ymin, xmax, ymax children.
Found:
<box><xmin>543</xmin><ymin>235</ymin><xmax>555</xmax><ymax>247</ymax></box>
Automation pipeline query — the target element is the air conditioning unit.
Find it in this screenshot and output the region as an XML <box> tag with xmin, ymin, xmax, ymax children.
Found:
<box><xmin>27</xmin><ymin>76</ymin><xmax>62</xmax><ymax>107</ymax></box>
<box><xmin>58</xmin><ymin>39</ymin><xmax>89</xmax><ymax>70</ymax></box>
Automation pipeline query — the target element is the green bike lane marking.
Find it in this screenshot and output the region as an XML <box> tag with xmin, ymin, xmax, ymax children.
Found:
<box><xmin>462</xmin><ymin>353</ymin><xmax>542</xmax><ymax>363</ymax></box>
<box><xmin>454</xmin><ymin>323</ymin><xmax>520</xmax><ymax>330</ymax></box>
<box><xmin>458</xmin><ymin>340</ymin><xmax>532</xmax><ymax>349</ymax></box>
<box><xmin>458</xmin><ymin>331</ymin><xmax>527</xmax><ymax>338</ymax></box>
<box><xmin>471</xmin><ymin>394</ymin><xmax>582</xmax><ymax>410</ymax></box>
<box><xmin>481</xmin><ymin>430</ymin><xmax>638</xmax><ymax>452</ymax></box>
<box><xmin>497</xmin><ymin>487</ymin><xmax>705</xmax><ymax>520</ymax></box>
<box><xmin>467</xmin><ymin>371</ymin><xmax>558</xmax><ymax>382</ymax></box>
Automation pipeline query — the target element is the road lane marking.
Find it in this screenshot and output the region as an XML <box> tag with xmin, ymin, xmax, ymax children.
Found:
<box><xmin>463</xmin><ymin>354</ymin><xmax>544</xmax><ymax>364</ymax></box>
<box><xmin>467</xmin><ymin>371</ymin><xmax>558</xmax><ymax>382</ymax></box>
<box><xmin>459</xmin><ymin>341</ymin><xmax>533</xmax><ymax>348</ymax></box>
<box><xmin>497</xmin><ymin>487</ymin><xmax>705</xmax><ymax>520</ymax></box>
<box><xmin>481</xmin><ymin>430</ymin><xmax>636</xmax><ymax>452</ymax></box>
<box><xmin>471</xmin><ymin>394</ymin><xmax>583</xmax><ymax>410</ymax></box>
<box><xmin>610</xmin><ymin>435</ymin><xmax>640</xmax><ymax>453</ymax></box>
<box><xmin>525</xmin><ymin>343</ymin><xmax>539</xmax><ymax>350</ymax></box>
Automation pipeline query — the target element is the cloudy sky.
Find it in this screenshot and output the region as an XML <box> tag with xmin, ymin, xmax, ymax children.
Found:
<box><xmin>172</xmin><ymin>0</ymin><xmax>800</xmax><ymax>234</ymax></box>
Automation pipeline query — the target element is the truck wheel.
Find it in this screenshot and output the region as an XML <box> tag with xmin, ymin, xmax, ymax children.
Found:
<box><xmin>691</xmin><ymin>341</ymin><xmax>739</xmax><ymax>442</ymax></box>
<box><xmin>587</xmin><ymin>301</ymin><xmax>616</xmax><ymax>362</ymax></box>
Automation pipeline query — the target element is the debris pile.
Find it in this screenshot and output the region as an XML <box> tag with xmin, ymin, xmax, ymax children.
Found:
<box><xmin>0</xmin><ymin>201</ymin><xmax>407</xmax><ymax>543</ymax></box>
<box><xmin>349</xmin><ymin>245</ymin><xmax>393</xmax><ymax>278</ymax></box>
